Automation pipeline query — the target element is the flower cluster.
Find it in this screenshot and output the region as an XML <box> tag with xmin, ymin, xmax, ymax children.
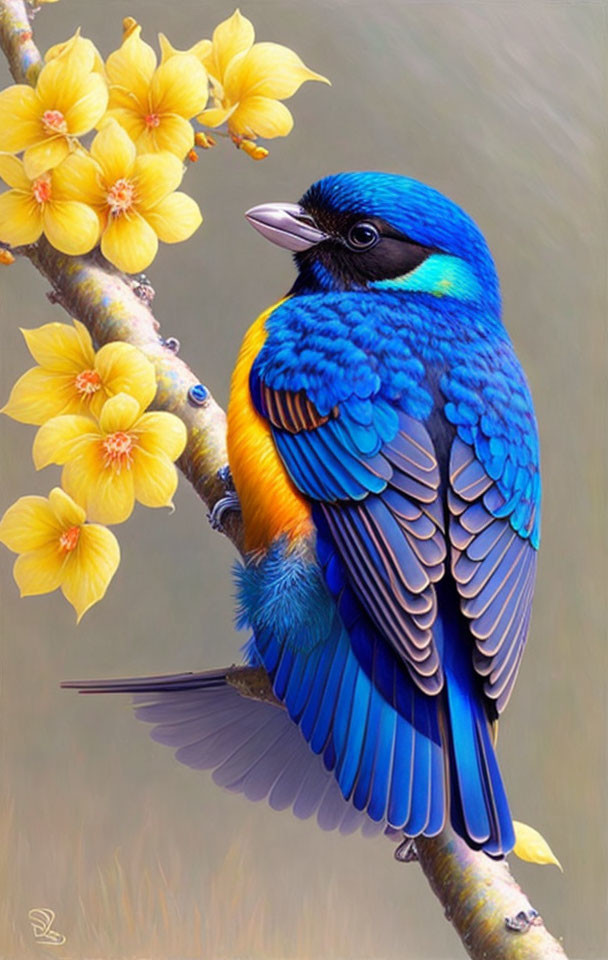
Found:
<box><xmin>0</xmin><ymin>12</ymin><xmax>328</xmax><ymax>268</ymax></box>
<box><xmin>0</xmin><ymin>321</ymin><xmax>187</xmax><ymax>619</ymax></box>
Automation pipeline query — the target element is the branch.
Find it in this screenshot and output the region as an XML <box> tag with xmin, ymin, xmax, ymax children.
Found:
<box><xmin>0</xmin><ymin>5</ymin><xmax>567</xmax><ymax>958</ymax></box>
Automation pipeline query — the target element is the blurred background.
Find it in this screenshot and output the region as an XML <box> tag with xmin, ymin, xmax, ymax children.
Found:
<box><xmin>0</xmin><ymin>1</ymin><xmax>606</xmax><ymax>957</ymax></box>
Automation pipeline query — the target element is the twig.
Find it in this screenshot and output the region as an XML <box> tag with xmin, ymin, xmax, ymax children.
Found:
<box><xmin>0</xmin><ymin>4</ymin><xmax>567</xmax><ymax>957</ymax></box>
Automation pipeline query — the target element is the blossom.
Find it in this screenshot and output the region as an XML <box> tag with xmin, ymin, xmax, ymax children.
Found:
<box><xmin>104</xmin><ymin>26</ymin><xmax>208</xmax><ymax>159</ymax></box>
<box><xmin>33</xmin><ymin>393</ymin><xmax>188</xmax><ymax>524</ymax></box>
<box><xmin>197</xmin><ymin>9</ymin><xmax>329</xmax><ymax>145</ymax></box>
<box><xmin>53</xmin><ymin>121</ymin><xmax>202</xmax><ymax>273</ymax></box>
<box><xmin>0</xmin><ymin>35</ymin><xmax>108</xmax><ymax>179</ymax></box>
<box><xmin>0</xmin><ymin>487</ymin><xmax>120</xmax><ymax>621</ymax></box>
<box><xmin>0</xmin><ymin>153</ymin><xmax>100</xmax><ymax>253</ymax></box>
<box><xmin>2</xmin><ymin>319</ymin><xmax>157</xmax><ymax>425</ymax></box>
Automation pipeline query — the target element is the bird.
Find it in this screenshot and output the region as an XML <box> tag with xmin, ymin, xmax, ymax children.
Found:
<box><xmin>64</xmin><ymin>172</ymin><xmax>540</xmax><ymax>857</ymax></box>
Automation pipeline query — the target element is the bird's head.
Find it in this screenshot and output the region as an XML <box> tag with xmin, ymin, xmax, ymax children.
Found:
<box><xmin>246</xmin><ymin>171</ymin><xmax>500</xmax><ymax>312</ymax></box>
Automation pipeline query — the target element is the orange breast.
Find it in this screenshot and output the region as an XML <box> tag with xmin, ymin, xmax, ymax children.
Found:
<box><xmin>227</xmin><ymin>300</ymin><xmax>313</xmax><ymax>553</ymax></box>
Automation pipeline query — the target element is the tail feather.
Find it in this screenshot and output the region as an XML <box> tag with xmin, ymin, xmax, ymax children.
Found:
<box><xmin>62</xmin><ymin>669</ymin><xmax>394</xmax><ymax>841</ymax></box>
<box><xmin>442</xmin><ymin>626</ymin><xmax>515</xmax><ymax>857</ymax></box>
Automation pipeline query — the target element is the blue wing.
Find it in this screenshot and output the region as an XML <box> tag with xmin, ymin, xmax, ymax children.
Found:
<box><xmin>245</xmin><ymin>300</ymin><xmax>540</xmax><ymax>853</ymax></box>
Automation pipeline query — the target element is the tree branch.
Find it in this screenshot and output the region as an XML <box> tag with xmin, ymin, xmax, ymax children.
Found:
<box><xmin>0</xmin><ymin>5</ymin><xmax>567</xmax><ymax>958</ymax></box>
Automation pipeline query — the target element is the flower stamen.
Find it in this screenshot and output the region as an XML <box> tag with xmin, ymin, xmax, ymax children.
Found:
<box><xmin>32</xmin><ymin>174</ymin><xmax>52</xmax><ymax>205</ymax></box>
<box><xmin>59</xmin><ymin>525</ymin><xmax>80</xmax><ymax>553</ymax></box>
<box><xmin>144</xmin><ymin>112</ymin><xmax>161</xmax><ymax>129</ymax></box>
<box><xmin>42</xmin><ymin>109</ymin><xmax>68</xmax><ymax>135</ymax></box>
<box><xmin>74</xmin><ymin>369</ymin><xmax>102</xmax><ymax>396</ymax></box>
<box><xmin>106</xmin><ymin>178</ymin><xmax>136</xmax><ymax>216</ymax></box>
<box><xmin>102</xmin><ymin>430</ymin><xmax>134</xmax><ymax>471</ymax></box>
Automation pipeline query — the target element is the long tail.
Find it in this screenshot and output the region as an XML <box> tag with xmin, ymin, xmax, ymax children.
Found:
<box><xmin>61</xmin><ymin>669</ymin><xmax>392</xmax><ymax>840</ymax></box>
<box><xmin>440</xmin><ymin>616</ymin><xmax>515</xmax><ymax>857</ymax></box>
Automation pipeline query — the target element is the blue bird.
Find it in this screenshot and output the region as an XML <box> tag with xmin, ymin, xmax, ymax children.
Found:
<box><xmin>66</xmin><ymin>172</ymin><xmax>540</xmax><ymax>857</ymax></box>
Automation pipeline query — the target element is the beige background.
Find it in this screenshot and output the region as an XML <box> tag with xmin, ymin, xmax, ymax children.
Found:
<box><xmin>1</xmin><ymin>1</ymin><xmax>606</xmax><ymax>957</ymax></box>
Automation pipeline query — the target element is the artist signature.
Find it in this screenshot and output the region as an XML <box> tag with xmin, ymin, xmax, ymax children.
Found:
<box><xmin>28</xmin><ymin>908</ymin><xmax>66</xmax><ymax>946</ymax></box>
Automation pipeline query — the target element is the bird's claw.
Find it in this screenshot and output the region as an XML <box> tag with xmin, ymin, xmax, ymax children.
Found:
<box><xmin>208</xmin><ymin>491</ymin><xmax>241</xmax><ymax>531</ymax></box>
<box><xmin>394</xmin><ymin>838</ymin><xmax>418</xmax><ymax>863</ymax></box>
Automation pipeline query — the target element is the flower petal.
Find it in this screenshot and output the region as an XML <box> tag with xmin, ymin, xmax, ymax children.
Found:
<box><xmin>197</xmin><ymin>104</ymin><xmax>238</xmax><ymax>128</ymax></box>
<box><xmin>43</xmin><ymin>200</ymin><xmax>100</xmax><ymax>255</ymax></box>
<box><xmin>101</xmin><ymin>210</ymin><xmax>158</xmax><ymax>274</ymax></box>
<box><xmin>45</xmin><ymin>34</ymin><xmax>106</xmax><ymax>76</ymax></box>
<box><xmin>133</xmin><ymin>152</ymin><xmax>184</xmax><ymax>209</ymax></box>
<box><xmin>0</xmin><ymin>153</ymin><xmax>31</xmax><ymax>190</ymax></box>
<box><xmin>13</xmin><ymin>542</ymin><xmax>66</xmax><ymax>597</ymax></box>
<box><xmin>33</xmin><ymin>415</ymin><xmax>98</xmax><ymax>468</ymax></box>
<box><xmin>21</xmin><ymin>320</ymin><xmax>94</xmax><ymax>371</ymax></box>
<box><xmin>224</xmin><ymin>42</ymin><xmax>329</xmax><ymax>102</ymax></box>
<box><xmin>99</xmin><ymin>392</ymin><xmax>141</xmax><ymax>433</ymax></box>
<box><xmin>105</xmin><ymin>27</ymin><xmax>157</xmax><ymax>109</ymax></box>
<box><xmin>1</xmin><ymin>366</ymin><xmax>77</xmax><ymax>424</ymax></box>
<box><xmin>61</xmin><ymin>523</ymin><xmax>120</xmax><ymax>621</ymax></box>
<box><xmin>211</xmin><ymin>10</ymin><xmax>255</xmax><ymax>80</ymax></box>
<box><xmin>135</xmin><ymin>411</ymin><xmax>187</xmax><ymax>460</ymax></box>
<box><xmin>133</xmin><ymin>448</ymin><xmax>178</xmax><ymax>509</ymax></box>
<box><xmin>91</xmin><ymin>120</ymin><xmax>136</xmax><ymax>183</ymax></box>
<box><xmin>0</xmin><ymin>495</ymin><xmax>61</xmax><ymax>552</ymax></box>
<box><xmin>0</xmin><ymin>189</ymin><xmax>42</xmax><ymax>246</ymax></box>
<box><xmin>228</xmin><ymin>97</ymin><xmax>293</xmax><ymax>139</ymax></box>
<box><xmin>142</xmin><ymin>192</ymin><xmax>202</xmax><ymax>243</ymax></box>
<box><xmin>48</xmin><ymin>486</ymin><xmax>86</xmax><ymax>527</ymax></box>
<box><xmin>63</xmin><ymin>73</ymin><xmax>109</xmax><ymax>135</ymax></box>
<box><xmin>51</xmin><ymin>151</ymin><xmax>106</xmax><ymax>206</ymax></box>
<box><xmin>94</xmin><ymin>341</ymin><xmax>157</xmax><ymax>411</ymax></box>
<box><xmin>36</xmin><ymin>39</ymin><xmax>96</xmax><ymax>113</ymax></box>
<box><xmin>0</xmin><ymin>85</ymin><xmax>41</xmax><ymax>152</ymax></box>
<box><xmin>102</xmin><ymin>107</ymin><xmax>147</xmax><ymax>145</ymax></box>
<box><xmin>158</xmin><ymin>33</ymin><xmax>212</xmax><ymax>66</ymax></box>
<box><xmin>149</xmin><ymin>54</ymin><xmax>208</xmax><ymax>118</ymax></box>
<box><xmin>139</xmin><ymin>114</ymin><xmax>194</xmax><ymax>159</ymax></box>
<box><xmin>512</xmin><ymin>821</ymin><xmax>563</xmax><ymax>870</ymax></box>
<box><xmin>23</xmin><ymin>137</ymin><xmax>70</xmax><ymax>180</ymax></box>
<box><xmin>62</xmin><ymin>452</ymin><xmax>135</xmax><ymax>524</ymax></box>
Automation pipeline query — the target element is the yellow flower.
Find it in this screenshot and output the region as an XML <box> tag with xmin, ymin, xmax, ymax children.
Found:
<box><xmin>0</xmin><ymin>153</ymin><xmax>100</xmax><ymax>253</ymax></box>
<box><xmin>53</xmin><ymin>121</ymin><xmax>202</xmax><ymax>273</ymax></box>
<box><xmin>2</xmin><ymin>319</ymin><xmax>157</xmax><ymax>425</ymax></box>
<box><xmin>33</xmin><ymin>393</ymin><xmax>188</xmax><ymax>525</ymax></box>
<box><xmin>0</xmin><ymin>487</ymin><xmax>120</xmax><ymax>621</ymax></box>
<box><xmin>104</xmin><ymin>26</ymin><xmax>208</xmax><ymax>159</ymax></box>
<box><xmin>0</xmin><ymin>35</ymin><xmax>108</xmax><ymax>179</ymax></box>
<box><xmin>197</xmin><ymin>9</ymin><xmax>329</xmax><ymax>144</ymax></box>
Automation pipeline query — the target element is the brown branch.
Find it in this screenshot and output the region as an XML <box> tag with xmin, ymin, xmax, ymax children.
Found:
<box><xmin>0</xmin><ymin>5</ymin><xmax>567</xmax><ymax>958</ymax></box>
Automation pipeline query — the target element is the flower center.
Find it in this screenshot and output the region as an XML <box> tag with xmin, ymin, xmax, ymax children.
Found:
<box><xmin>42</xmin><ymin>109</ymin><xmax>68</xmax><ymax>135</ymax></box>
<box><xmin>145</xmin><ymin>112</ymin><xmax>161</xmax><ymax>129</ymax></box>
<box><xmin>32</xmin><ymin>173</ymin><xmax>52</xmax><ymax>205</ymax></box>
<box><xmin>106</xmin><ymin>178</ymin><xmax>136</xmax><ymax>216</ymax></box>
<box><xmin>74</xmin><ymin>369</ymin><xmax>102</xmax><ymax>396</ymax></box>
<box><xmin>59</xmin><ymin>525</ymin><xmax>80</xmax><ymax>553</ymax></box>
<box><xmin>102</xmin><ymin>430</ymin><xmax>134</xmax><ymax>471</ymax></box>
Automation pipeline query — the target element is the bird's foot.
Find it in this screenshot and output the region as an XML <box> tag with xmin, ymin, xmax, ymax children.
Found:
<box><xmin>394</xmin><ymin>838</ymin><xmax>418</xmax><ymax>863</ymax></box>
<box><xmin>208</xmin><ymin>467</ymin><xmax>240</xmax><ymax>531</ymax></box>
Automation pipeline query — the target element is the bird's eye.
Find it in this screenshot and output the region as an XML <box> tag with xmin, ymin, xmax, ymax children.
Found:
<box><xmin>346</xmin><ymin>221</ymin><xmax>380</xmax><ymax>250</ymax></box>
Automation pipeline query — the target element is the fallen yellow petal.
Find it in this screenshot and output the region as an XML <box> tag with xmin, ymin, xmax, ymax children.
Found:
<box><xmin>512</xmin><ymin>820</ymin><xmax>563</xmax><ymax>871</ymax></box>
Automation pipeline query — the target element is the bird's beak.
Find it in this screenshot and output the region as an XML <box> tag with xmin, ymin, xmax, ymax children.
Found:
<box><xmin>245</xmin><ymin>202</ymin><xmax>329</xmax><ymax>252</ymax></box>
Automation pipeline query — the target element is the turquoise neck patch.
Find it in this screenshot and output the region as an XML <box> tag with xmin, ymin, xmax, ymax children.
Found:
<box><xmin>372</xmin><ymin>254</ymin><xmax>482</xmax><ymax>302</ymax></box>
